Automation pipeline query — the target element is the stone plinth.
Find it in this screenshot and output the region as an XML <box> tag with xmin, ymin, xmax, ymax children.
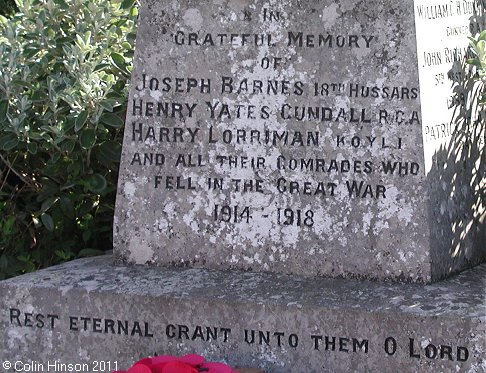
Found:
<box><xmin>1</xmin><ymin>256</ymin><xmax>484</xmax><ymax>372</ymax></box>
<box><xmin>113</xmin><ymin>0</ymin><xmax>485</xmax><ymax>282</ymax></box>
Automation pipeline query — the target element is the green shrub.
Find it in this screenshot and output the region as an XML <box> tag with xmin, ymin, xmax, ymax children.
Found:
<box><xmin>468</xmin><ymin>30</ymin><xmax>486</xmax><ymax>104</ymax></box>
<box><xmin>0</xmin><ymin>0</ymin><xmax>138</xmax><ymax>279</ymax></box>
<box><xmin>0</xmin><ymin>0</ymin><xmax>18</xmax><ymax>18</ymax></box>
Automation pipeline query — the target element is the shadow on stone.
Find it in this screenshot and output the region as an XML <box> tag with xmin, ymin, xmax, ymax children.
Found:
<box><xmin>426</xmin><ymin>7</ymin><xmax>485</xmax><ymax>281</ymax></box>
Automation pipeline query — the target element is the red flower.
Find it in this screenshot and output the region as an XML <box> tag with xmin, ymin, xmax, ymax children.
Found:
<box><xmin>112</xmin><ymin>354</ymin><xmax>238</xmax><ymax>373</ymax></box>
<box><xmin>153</xmin><ymin>361</ymin><xmax>198</xmax><ymax>373</ymax></box>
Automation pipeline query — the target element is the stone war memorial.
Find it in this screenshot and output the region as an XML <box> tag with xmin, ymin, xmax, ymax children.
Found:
<box><xmin>1</xmin><ymin>0</ymin><xmax>485</xmax><ymax>372</ymax></box>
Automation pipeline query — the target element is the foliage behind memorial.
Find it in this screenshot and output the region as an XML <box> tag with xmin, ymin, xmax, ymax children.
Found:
<box><xmin>468</xmin><ymin>30</ymin><xmax>486</xmax><ymax>104</ymax></box>
<box><xmin>0</xmin><ymin>0</ymin><xmax>138</xmax><ymax>279</ymax></box>
<box><xmin>0</xmin><ymin>0</ymin><xmax>18</xmax><ymax>18</ymax></box>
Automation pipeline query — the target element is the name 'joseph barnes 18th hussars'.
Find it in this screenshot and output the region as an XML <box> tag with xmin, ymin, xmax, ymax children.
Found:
<box><xmin>134</xmin><ymin>74</ymin><xmax>419</xmax><ymax>100</ymax></box>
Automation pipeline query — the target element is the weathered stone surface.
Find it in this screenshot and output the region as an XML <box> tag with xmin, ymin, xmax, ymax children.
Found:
<box><xmin>1</xmin><ymin>256</ymin><xmax>485</xmax><ymax>372</ymax></box>
<box><xmin>113</xmin><ymin>0</ymin><xmax>486</xmax><ymax>282</ymax></box>
<box><xmin>414</xmin><ymin>0</ymin><xmax>486</xmax><ymax>281</ymax></box>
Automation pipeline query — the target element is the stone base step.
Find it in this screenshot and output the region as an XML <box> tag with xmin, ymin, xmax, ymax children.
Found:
<box><xmin>1</xmin><ymin>256</ymin><xmax>484</xmax><ymax>372</ymax></box>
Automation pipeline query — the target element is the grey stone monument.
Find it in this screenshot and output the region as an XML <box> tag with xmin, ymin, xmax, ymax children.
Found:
<box><xmin>1</xmin><ymin>0</ymin><xmax>485</xmax><ymax>372</ymax></box>
<box><xmin>113</xmin><ymin>0</ymin><xmax>485</xmax><ymax>283</ymax></box>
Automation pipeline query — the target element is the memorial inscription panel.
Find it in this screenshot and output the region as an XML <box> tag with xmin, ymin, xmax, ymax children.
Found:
<box><xmin>114</xmin><ymin>0</ymin><xmax>485</xmax><ymax>281</ymax></box>
<box><xmin>414</xmin><ymin>0</ymin><xmax>486</xmax><ymax>279</ymax></box>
